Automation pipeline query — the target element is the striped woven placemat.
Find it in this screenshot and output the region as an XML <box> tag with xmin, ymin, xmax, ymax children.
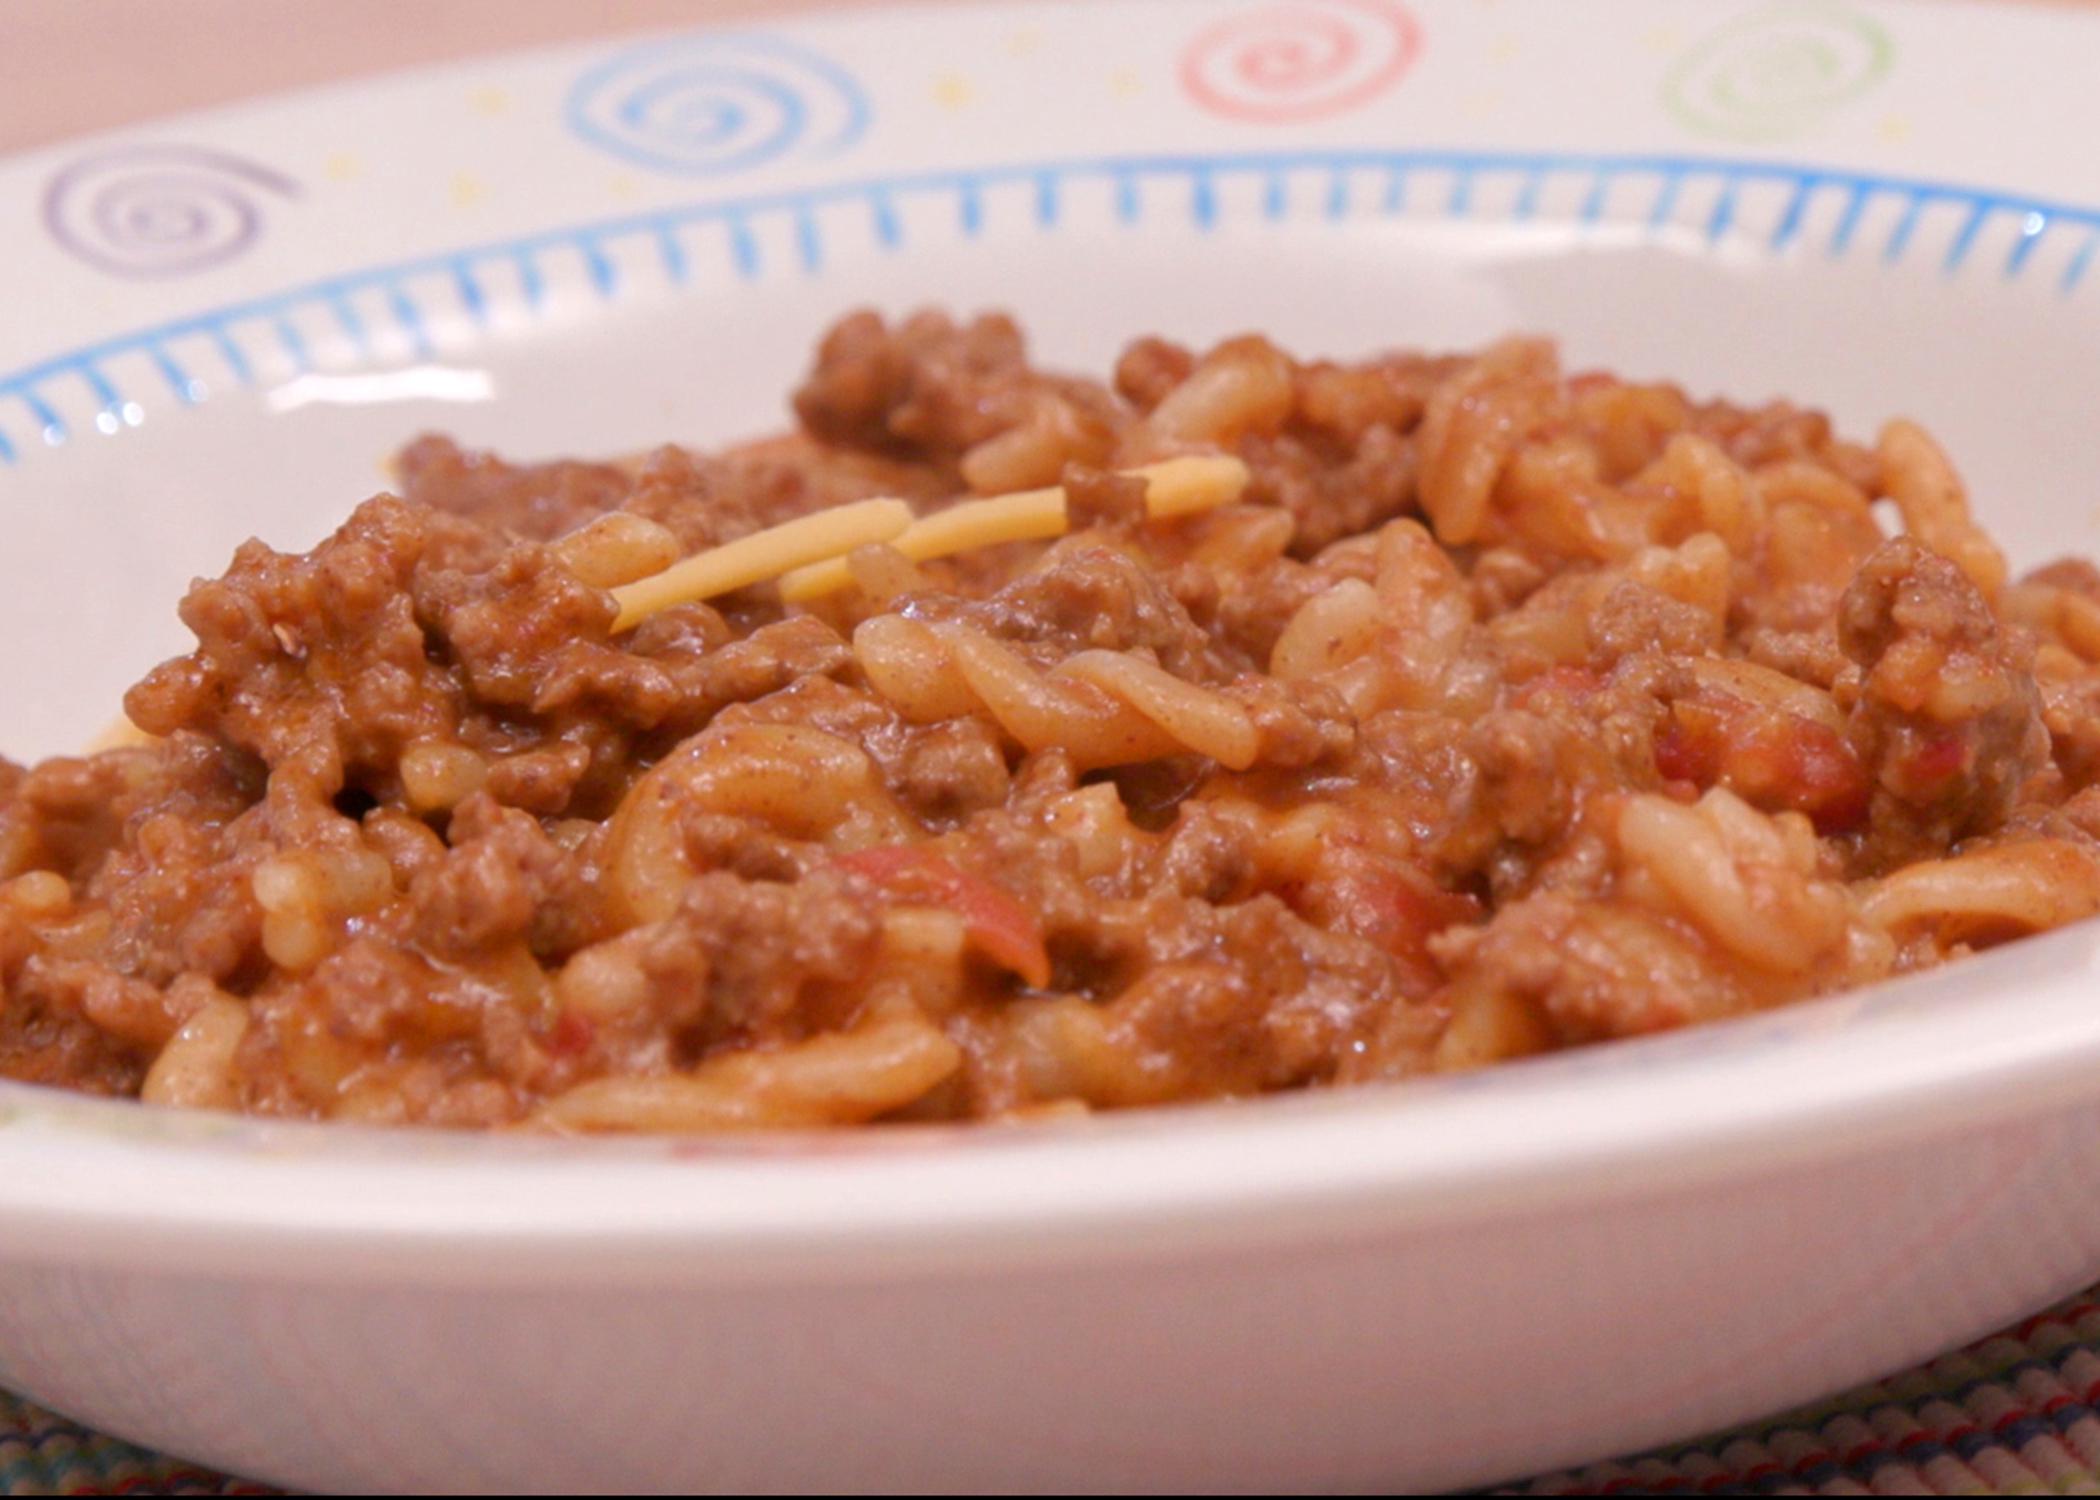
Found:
<box><xmin>9</xmin><ymin>1290</ymin><xmax>2100</xmax><ymax>1496</ymax></box>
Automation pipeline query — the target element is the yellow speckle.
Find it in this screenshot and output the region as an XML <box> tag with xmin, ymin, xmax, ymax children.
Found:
<box><xmin>1488</xmin><ymin>34</ymin><xmax>1520</xmax><ymax>63</ymax></box>
<box><xmin>470</xmin><ymin>86</ymin><xmax>512</xmax><ymax>116</ymax></box>
<box><xmin>1877</xmin><ymin>113</ymin><xmax>1913</xmax><ymax>143</ymax></box>
<box><xmin>1109</xmin><ymin>68</ymin><xmax>1143</xmax><ymax>99</ymax></box>
<box><xmin>1460</xmin><ymin>90</ymin><xmax>1505</xmax><ymax>119</ymax></box>
<box><xmin>323</xmin><ymin>153</ymin><xmax>362</xmax><ymax>182</ymax></box>
<box><xmin>1642</xmin><ymin>25</ymin><xmax>1682</xmax><ymax>52</ymax></box>
<box><xmin>450</xmin><ymin>172</ymin><xmax>487</xmax><ymax>208</ymax></box>
<box><xmin>1007</xmin><ymin>27</ymin><xmax>1042</xmax><ymax>56</ymax></box>
<box><xmin>610</xmin><ymin>174</ymin><xmax>643</xmax><ymax>202</ymax></box>
<box><xmin>932</xmin><ymin>73</ymin><xmax>974</xmax><ymax>109</ymax></box>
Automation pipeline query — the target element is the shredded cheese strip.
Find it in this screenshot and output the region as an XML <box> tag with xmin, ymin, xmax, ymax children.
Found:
<box><xmin>609</xmin><ymin>498</ymin><xmax>913</xmax><ymax>632</ymax></box>
<box><xmin>778</xmin><ymin>487</ymin><xmax>1068</xmax><ymax>604</ymax></box>
<box><xmin>778</xmin><ymin>455</ymin><xmax>1251</xmax><ymax>604</ymax></box>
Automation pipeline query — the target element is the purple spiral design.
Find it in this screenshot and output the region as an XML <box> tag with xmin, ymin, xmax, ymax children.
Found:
<box><xmin>42</xmin><ymin>146</ymin><xmax>300</xmax><ymax>279</ymax></box>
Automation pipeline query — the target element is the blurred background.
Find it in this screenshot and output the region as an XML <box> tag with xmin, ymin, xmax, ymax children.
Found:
<box><xmin>2</xmin><ymin>1</ymin><xmax>972</xmax><ymax>152</ymax></box>
<box><xmin>7</xmin><ymin>0</ymin><xmax>2089</xmax><ymax>156</ymax></box>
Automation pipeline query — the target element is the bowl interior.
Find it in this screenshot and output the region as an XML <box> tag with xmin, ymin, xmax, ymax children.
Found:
<box><xmin>6</xmin><ymin>161</ymin><xmax>2100</xmax><ymax>756</ymax></box>
<box><xmin>2</xmin><ymin>2</ymin><xmax>2100</xmax><ymax>1239</ymax></box>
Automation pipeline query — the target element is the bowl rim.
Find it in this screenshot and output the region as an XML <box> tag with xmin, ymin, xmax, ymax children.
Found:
<box><xmin>1</xmin><ymin>923</ymin><xmax>2096</xmax><ymax>1282</ymax></box>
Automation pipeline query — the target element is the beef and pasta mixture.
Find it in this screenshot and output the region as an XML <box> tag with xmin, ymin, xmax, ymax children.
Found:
<box><xmin>4</xmin><ymin>311</ymin><xmax>2100</xmax><ymax>1131</ymax></box>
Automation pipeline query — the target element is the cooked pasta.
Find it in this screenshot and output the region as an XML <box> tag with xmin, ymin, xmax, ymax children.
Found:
<box><xmin>3</xmin><ymin>307</ymin><xmax>2098</xmax><ymax>1133</ymax></box>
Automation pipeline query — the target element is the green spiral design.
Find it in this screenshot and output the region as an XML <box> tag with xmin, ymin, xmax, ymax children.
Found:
<box><xmin>1664</xmin><ymin>2</ymin><xmax>1894</xmax><ymax>142</ymax></box>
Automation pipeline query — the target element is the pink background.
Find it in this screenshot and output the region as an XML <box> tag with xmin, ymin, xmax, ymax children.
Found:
<box><xmin>0</xmin><ymin>1</ymin><xmax>974</xmax><ymax>154</ymax></box>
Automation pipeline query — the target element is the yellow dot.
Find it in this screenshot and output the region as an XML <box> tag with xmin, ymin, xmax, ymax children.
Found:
<box><xmin>1109</xmin><ymin>69</ymin><xmax>1143</xmax><ymax>99</ymax></box>
<box><xmin>932</xmin><ymin>74</ymin><xmax>974</xmax><ymax>109</ymax></box>
<box><xmin>451</xmin><ymin>172</ymin><xmax>487</xmax><ymax>208</ymax></box>
<box><xmin>1461</xmin><ymin>90</ymin><xmax>1505</xmax><ymax>119</ymax></box>
<box><xmin>1489</xmin><ymin>34</ymin><xmax>1520</xmax><ymax>63</ymax></box>
<box><xmin>324</xmin><ymin>153</ymin><xmax>362</xmax><ymax>182</ymax></box>
<box><xmin>610</xmin><ymin>174</ymin><xmax>643</xmax><ymax>202</ymax></box>
<box><xmin>1642</xmin><ymin>25</ymin><xmax>1682</xmax><ymax>52</ymax></box>
<box><xmin>1007</xmin><ymin>27</ymin><xmax>1042</xmax><ymax>55</ymax></box>
<box><xmin>470</xmin><ymin>87</ymin><xmax>512</xmax><ymax>116</ymax></box>
<box><xmin>1877</xmin><ymin>113</ymin><xmax>1913</xmax><ymax>143</ymax></box>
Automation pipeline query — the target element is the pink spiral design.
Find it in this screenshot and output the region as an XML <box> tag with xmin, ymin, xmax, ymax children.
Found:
<box><xmin>1181</xmin><ymin>0</ymin><xmax>1424</xmax><ymax>124</ymax></box>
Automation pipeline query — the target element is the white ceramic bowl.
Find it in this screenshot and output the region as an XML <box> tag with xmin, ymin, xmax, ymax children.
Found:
<box><xmin>4</xmin><ymin>0</ymin><xmax>2100</xmax><ymax>1490</ymax></box>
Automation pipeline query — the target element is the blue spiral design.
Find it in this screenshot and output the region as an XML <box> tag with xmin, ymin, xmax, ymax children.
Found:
<box><xmin>566</xmin><ymin>34</ymin><xmax>871</xmax><ymax>177</ymax></box>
